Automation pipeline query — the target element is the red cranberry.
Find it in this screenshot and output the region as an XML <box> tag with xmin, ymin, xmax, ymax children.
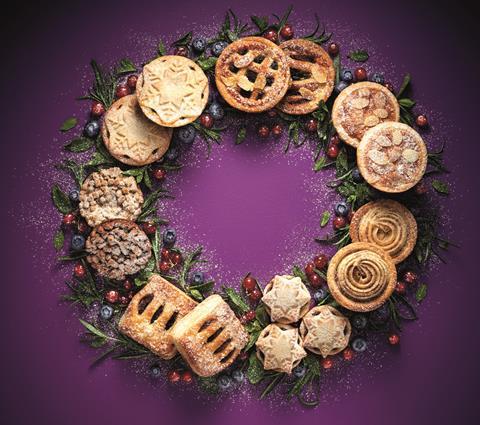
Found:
<box><xmin>128</xmin><ymin>291</ymin><xmax>134</xmax><ymax>299</ymax></box>
<box><xmin>105</xmin><ymin>290</ymin><xmax>119</xmax><ymax>304</ymax></box>
<box><xmin>388</xmin><ymin>333</ymin><xmax>400</xmax><ymax>345</ymax></box>
<box><xmin>416</xmin><ymin>114</ymin><xmax>428</xmax><ymax>128</ymax></box>
<box><xmin>115</xmin><ymin>84</ymin><xmax>130</xmax><ymax>98</ymax></box>
<box><xmin>244</xmin><ymin>310</ymin><xmax>256</xmax><ymax>322</ymax></box>
<box><xmin>168</xmin><ymin>370</ymin><xmax>181</xmax><ymax>383</ymax></box>
<box><xmin>243</xmin><ymin>276</ymin><xmax>257</xmax><ymax>292</ymax></box>
<box><xmin>403</xmin><ymin>271</ymin><xmax>417</xmax><ymax>284</ymax></box>
<box><xmin>62</xmin><ymin>213</ymin><xmax>75</xmax><ymax>226</ymax></box>
<box><xmin>328</xmin><ymin>42</ymin><xmax>339</xmax><ymax>56</ymax></box>
<box><xmin>119</xmin><ymin>295</ymin><xmax>129</xmax><ymax>305</ymax></box>
<box><xmin>415</xmin><ymin>181</ymin><xmax>428</xmax><ymax>195</ymax></box>
<box><xmin>313</xmin><ymin>254</ymin><xmax>328</xmax><ymax>270</ymax></box>
<box><xmin>91</xmin><ymin>101</ymin><xmax>105</xmax><ymax>117</ymax></box>
<box><xmin>308</xmin><ymin>273</ymin><xmax>323</xmax><ymax>288</ymax></box>
<box><xmin>152</xmin><ymin>168</ymin><xmax>166</xmax><ymax>181</ymax></box>
<box><xmin>159</xmin><ymin>260</ymin><xmax>170</xmax><ymax>273</ymax></box>
<box><xmin>395</xmin><ymin>281</ymin><xmax>407</xmax><ymax>295</ymax></box>
<box><xmin>271</xmin><ymin>124</ymin><xmax>283</xmax><ymax>137</ymax></box>
<box><xmin>306</xmin><ymin>118</ymin><xmax>318</xmax><ymax>133</ymax></box>
<box><xmin>123</xmin><ymin>279</ymin><xmax>133</xmax><ymax>291</ymax></box>
<box><xmin>258</xmin><ymin>125</ymin><xmax>270</xmax><ymax>138</ymax></box>
<box><xmin>248</xmin><ymin>288</ymin><xmax>262</xmax><ymax>302</ymax></box>
<box><xmin>354</xmin><ymin>67</ymin><xmax>368</xmax><ymax>81</ymax></box>
<box><xmin>171</xmin><ymin>252</ymin><xmax>182</xmax><ymax>266</ymax></box>
<box><xmin>199</xmin><ymin>113</ymin><xmax>214</xmax><ymax>128</ymax></box>
<box><xmin>280</xmin><ymin>24</ymin><xmax>294</xmax><ymax>40</ymax></box>
<box><xmin>73</xmin><ymin>262</ymin><xmax>86</xmax><ymax>279</ymax></box>
<box><xmin>174</xmin><ymin>46</ymin><xmax>189</xmax><ymax>57</ymax></box>
<box><xmin>161</xmin><ymin>248</ymin><xmax>170</xmax><ymax>261</ymax></box>
<box><xmin>181</xmin><ymin>370</ymin><xmax>193</xmax><ymax>384</ymax></box>
<box><xmin>321</xmin><ymin>357</ymin><xmax>334</xmax><ymax>369</ymax></box>
<box><xmin>343</xmin><ymin>348</ymin><xmax>354</xmax><ymax>361</ymax></box>
<box><xmin>142</xmin><ymin>222</ymin><xmax>156</xmax><ymax>235</ymax></box>
<box><xmin>327</xmin><ymin>144</ymin><xmax>340</xmax><ymax>159</ymax></box>
<box><xmin>330</xmin><ymin>134</ymin><xmax>340</xmax><ymax>146</ymax></box>
<box><xmin>127</xmin><ymin>74</ymin><xmax>138</xmax><ymax>90</ymax></box>
<box><xmin>305</xmin><ymin>262</ymin><xmax>315</xmax><ymax>275</ymax></box>
<box><xmin>333</xmin><ymin>216</ymin><xmax>347</xmax><ymax>230</ymax></box>
<box><xmin>263</xmin><ymin>28</ymin><xmax>278</xmax><ymax>43</ymax></box>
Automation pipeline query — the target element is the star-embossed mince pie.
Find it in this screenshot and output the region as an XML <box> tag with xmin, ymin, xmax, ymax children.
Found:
<box><xmin>299</xmin><ymin>305</ymin><xmax>351</xmax><ymax>358</ymax></box>
<box><xmin>102</xmin><ymin>94</ymin><xmax>172</xmax><ymax>166</ymax></box>
<box><xmin>256</xmin><ymin>323</ymin><xmax>306</xmax><ymax>374</ymax></box>
<box><xmin>137</xmin><ymin>55</ymin><xmax>209</xmax><ymax>127</ymax></box>
<box><xmin>215</xmin><ymin>36</ymin><xmax>290</xmax><ymax>112</ymax></box>
<box><xmin>332</xmin><ymin>82</ymin><xmax>400</xmax><ymax>147</ymax></box>
<box><xmin>350</xmin><ymin>199</ymin><xmax>417</xmax><ymax>264</ymax></box>
<box><xmin>277</xmin><ymin>38</ymin><xmax>335</xmax><ymax>115</ymax></box>
<box><xmin>261</xmin><ymin>275</ymin><xmax>311</xmax><ymax>324</ymax></box>
<box><xmin>357</xmin><ymin>122</ymin><xmax>428</xmax><ymax>193</ymax></box>
<box><xmin>327</xmin><ymin>242</ymin><xmax>397</xmax><ymax>312</ymax></box>
<box><xmin>170</xmin><ymin>295</ymin><xmax>248</xmax><ymax>377</ymax></box>
<box><xmin>119</xmin><ymin>274</ymin><xmax>197</xmax><ymax>359</ymax></box>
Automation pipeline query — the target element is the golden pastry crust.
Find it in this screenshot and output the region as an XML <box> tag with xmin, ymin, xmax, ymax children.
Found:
<box><xmin>170</xmin><ymin>295</ymin><xmax>248</xmax><ymax>377</ymax></box>
<box><xmin>256</xmin><ymin>323</ymin><xmax>306</xmax><ymax>374</ymax></box>
<box><xmin>261</xmin><ymin>275</ymin><xmax>311</xmax><ymax>324</ymax></box>
<box><xmin>332</xmin><ymin>82</ymin><xmax>400</xmax><ymax>147</ymax></box>
<box><xmin>136</xmin><ymin>55</ymin><xmax>209</xmax><ymax>127</ymax></box>
<box><xmin>299</xmin><ymin>305</ymin><xmax>351</xmax><ymax>358</ymax></box>
<box><xmin>102</xmin><ymin>95</ymin><xmax>172</xmax><ymax>166</ymax></box>
<box><xmin>357</xmin><ymin>122</ymin><xmax>428</xmax><ymax>193</ymax></box>
<box><xmin>215</xmin><ymin>36</ymin><xmax>290</xmax><ymax>113</ymax></box>
<box><xmin>118</xmin><ymin>274</ymin><xmax>197</xmax><ymax>359</ymax></box>
<box><xmin>327</xmin><ymin>242</ymin><xmax>397</xmax><ymax>312</ymax></box>
<box><xmin>350</xmin><ymin>199</ymin><xmax>417</xmax><ymax>264</ymax></box>
<box><xmin>277</xmin><ymin>39</ymin><xmax>335</xmax><ymax>115</ymax></box>
<box><xmin>79</xmin><ymin>167</ymin><xmax>144</xmax><ymax>227</ymax></box>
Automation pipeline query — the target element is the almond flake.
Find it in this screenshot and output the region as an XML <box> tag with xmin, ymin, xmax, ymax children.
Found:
<box><xmin>237</xmin><ymin>75</ymin><xmax>254</xmax><ymax>91</ymax></box>
<box><xmin>392</xmin><ymin>130</ymin><xmax>403</xmax><ymax>145</ymax></box>
<box><xmin>373</xmin><ymin>108</ymin><xmax>388</xmax><ymax>119</ymax></box>
<box><xmin>402</xmin><ymin>149</ymin><xmax>419</xmax><ymax>163</ymax></box>
<box><xmin>368</xmin><ymin>149</ymin><xmax>389</xmax><ymax>165</ymax></box>
<box><xmin>357</xmin><ymin>88</ymin><xmax>371</xmax><ymax>97</ymax></box>
<box><xmin>234</xmin><ymin>54</ymin><xmax>254</xmax><ymax>68</ymax></box>
<box><xmin>373</xmin><ymin>93</ymin><xmax>387</xmax><ymax>107</ymax></box>
<box><xmin>388</xmin><ymin>147</ymin><xmax>402</xmax><ymax>162</ymax></box>
<box><xmin>351</xmin><ymin>97</ymin><xmax>370</xmax><ymax>109</ymax></box>
<box><xmin>376</xmin><ymin>135</ymin><xmax>392</xmax><ymax>147</ymax></box>
<box><xmin>312</xmin><ymin>66</ymin><xmax>327</xmax><ymax>83</ymax></box>
<box><xmin>364</xmin><ymin>115</ymin><xmax>380</xmax><ymax>127</ymax></box>
<box><xmin>299</xmin><ymin>87</ymin><xmax>316</xmax><ymax>100</ymax></box>
<box><xmin>254</xmin><ymin>74</ymin><xmax>267</xmax><ymax>90</ymax></box>
<box><xmin>221</xmin><ymin>75</ymin><xmax>238</xmax><ymax>87</ymax></box>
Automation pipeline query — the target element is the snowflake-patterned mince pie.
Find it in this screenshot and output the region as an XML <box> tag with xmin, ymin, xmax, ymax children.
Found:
<box><xmin>256</xmin><ymin>323</ymin><xmax>307</xmax><ymax>374</ymax></box>
<box><xmin>215</xmin><ymin>36</ymin><xmax>290</xmax><ymax>113</ymax></box>
<box><xmin>357</xmin><ymin>122</ymin><xmax>428</xmax><ymax>193</ymax></box>
<box><xmin>102</xmin><ymin>94</ymin><xmax>172</xmax><ymax>166</ymax></box>
<box><xmin>137</xmin><ymin>55</ymin><xmax>209</xmax><ymax>127</ymax></box>
<box><xmin>332</xmin><ymin>82</ymin><xmax>400</xmax><ymax>148</ymax></box>
<box><xmin>119</xmin><ymin>274</ymin><xmax>197</xmax><ymax>359</ymax></box>
<box><xmin>170</xmin><ymin>294</ymin><xmax>248</xmax><ymax>377</ymax></box>
<box><xmin>299</xmin><ymin>305</ymin><xmax>351</xmax><ymax>358</ymax></box>
<box><xmin>261</xmin><ymin>275</ymin><xmax>311</xmax><ymax>324</ymax></box>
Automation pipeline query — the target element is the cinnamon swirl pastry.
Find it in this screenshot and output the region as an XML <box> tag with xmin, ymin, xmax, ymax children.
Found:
<box><xmin>350</xmin><ymin>199</ymin><xmax>417</xmax><ymax>264</ymax></box>
<box><xmin>327</xmin><ymin>242</ymin><xmax>397</xmax><ymax>312</ymax></box>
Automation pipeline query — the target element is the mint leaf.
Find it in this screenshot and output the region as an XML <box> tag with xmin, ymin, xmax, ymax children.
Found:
<box><xmin>60</xmin><ymin>117</ymin><xmax>77</xmax><ymax>132</ymax></box>
<box><xmin>348</xmin><ymin>49</ymin><xmax>369</xmax><ymax>62</ymax></box>
<box><xmin>432</xmin><ymin>180</ymin><xmax>449</xmax><ymax>195</ymax></box>
<box><xmin>53</xmin><ymin>229</ymin><xmax>65</xmax><ymax>251</ymax></box>
<box><xmin>115</xmin><ymin>58</ymin><xmax>136</xmax><ymax>74</ymax></box>
<box><xmin>51</xmin><ymin>184</ymin><xmax>72</xmax><ymax>214</ymax></box>
<box><xmin>396</xmin><ymin>74</ymin><xmax>411</xmax><ymax>98</ymax></box>
<box><xmin>64</xmin><ymin>137</ymin><xmax>94</xmax><ymax>153</ymax></box>
<box><xmin>223</xmin><ymin>287</ymin><xmax>250</xmax><ymax>314</ymax></box>
<box><xmin>416</xmin><ymin>284</ymin><xmax>427</xmax><ymax>302</ymax></box>
<box><xmin>247</xmin><ymin>352</ymin><xmax>264</xmax><ymax>384</ymax></box>
<box><xmin>236</xmin><ymin>127</ymin><xmax>247</xmax><ymax>145</ymax></box>
<box><xmin>398</xmin><ymin>98</ymin><xmax>416</xmax><ymax>108</ymax></box>
<box><xmin>320</xmin><ymin>211</ymin><xmax>331</xmax><ymax>227</ymax></box>
<box><xmin>158</xmin><ymin>40</ymin><xmax>167</xmax><ymax>56</ymax></box>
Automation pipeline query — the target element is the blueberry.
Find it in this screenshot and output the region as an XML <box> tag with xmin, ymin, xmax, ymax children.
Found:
<box><xmin>351</xmin><ymin>314</ymin><xmax>368</xmax><ymax>330</ymax></box>
<box><xmin>165</xmin><ymin>147</ymin><xmax>179</xmax><ymax>162</ymax></box>
<box><xmin>84</xmin><ymin>120</ymin><xmax>100</xmax><ymax>138</ymax></box>
<box><xmin>370</xmin><ymin>304</ymin><xmax>389</xmax><ymax>324</ymax></box>
<box><xmin>351</xmin><ymin>337</ymin><xmax>367</xmax><ymax>353</ymax></box>
<box><xmin>370</xmin><ymin>73</ymin><xmax>385</xmax><ymax>85</ymax></box>
<box><xmin>191</xmin><ymin>271</ymin><xmax>205</xmax><ymax>285</ymax></box>
<box><xmin>211</xmin><ymin>41</ymin><xmax>228</xmax><ymax>57</ymax></box>
<box><xmin>334</xmin><ymin>81</ymin><xmax>349</xmax><ymax>94</ymax></box>
<box><xmin>99</xmin><ymin>305</ymin><xmax>114</xmax><ymax>320</ymax></box>
<box><xmin>340</xmin><ymin>69</ymin><xmax>354</xmax><ymax>83</ymax></box>
<box><xmin>69</xmin><ymin>189</ymin><xmax>80</xmax><ymax>203</ymax></box>
<box><xmin>293</xmin><ymin>364</ymin><xmax>306</xmax><ymax>378</ymax></box>
<box><xmin>231</xmin><ymin>369</ymin><xmax>245</xmax><ymax>383</ymax></box>
<box><xmin>150</xmin><ymin>364</ymin><xmax>161</xmax><ymax>378</ymax></box>
<box><xmin>162</xmin><ymin>228</ymin><xmax>177</xmax><ymax>246</ymax></box>
<box><xmin>208</xmin><ymin>102</ymin><xmax>225</xmax><ymax>120</ymax></box>
<box><xmin>71</xmin><ymin>234</ymin><xmax>85</xmax><ymax>251</ymax></box>
<box><xmin>175</xmin><ymin>125</ymin><xmax>196</xmax><ymax>145</ymax></box>
<box><xmin>313</xmin><ymin>288</ymin><xmax>328</xmax><ymax>303</ymax></box>
<box><xmin>217</xmin><ymin>374</ymin><xmax>233</xmax><ymax>391</ymax></box>
<box><xmin>334</xmin><ymin>201</ymin><xmax>349</xmax><ymax>217</ymax></box>
<box><xmin>351</xmin><ymin>168</ymin><xmax>363</xmax><ymax>183</ymax></box>
<box><xmin>192</xmin><ymin>37</ymin><xmax>206</xmax><ymax>53</ymax></box>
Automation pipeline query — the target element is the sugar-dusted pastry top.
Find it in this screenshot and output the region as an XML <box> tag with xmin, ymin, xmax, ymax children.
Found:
<box><xmin>119</xmin><ymin>274</ymin><xmax>197</xmax><ymax>359</ymax></box>
<box><xmin>332</xmin><ymin>82</ymin><xmax>400</xmax><ymax>147</ymax></box>
<box><xmin>102</xmin><ymin>94</ymin><xmax>172</xmax><ymax>166</ymax></box>
<box><xmin>357</xmin><ymin>122</ymin><xmax>427</xmax><ymax>193</ymax></box>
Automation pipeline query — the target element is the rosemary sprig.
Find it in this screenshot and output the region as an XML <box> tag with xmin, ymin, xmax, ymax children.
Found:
<box><xmin>212</xmin><ymin>10</ymin><xmax>249</xmax><ymax>43</ymax></box>
<box><xmin>302</xmin><ymin>14</ymin><xmax>332</xmax><ymax>44</ymax></box>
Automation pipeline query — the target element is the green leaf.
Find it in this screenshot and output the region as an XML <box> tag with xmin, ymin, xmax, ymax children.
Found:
<box><xmin>198</xmin><ymin>376</ymin><xmax>219</xmax><ymax>394</ymax></box>
<box><xmin>115</xmin><ymin>58</ymin><xmax>136</xmax><ymax>75</ymax></box>
<box><xmin>416</xmin><ymin>284</ymin><xmax>427</xmax><ymax>302</ymax></box>
<box><xmin>333</xmin><ymin>54</ymin><xmax>341</xmax><ymax>85</ymax></box>
<box><xmin>79</xmin><ymin>319</ymin><xmax>109</xmax><ymax>340</ymax></box>
<box><xmin>432</xmin><ymin>180</ymin><xmax>449</xmax><ymax>195</ymax></box>
<box><xmin>53</xmin><ymin>229</ymin><xmax>65</xmax><ymax>251</ymax></box>
<box><xmin>313</xmin><ymin>156</ymin><xmax>330</xmax><ymax>172</ymax></box>
<box><xmin>172</xmin><ymin>32</ymin><xmax>192</xmax><ymax>47</ymax></box>
<box><xmin>60</xmin><ymin>117</ymin><xmax>77</xmax><ymax>132</ymax></box>
<box><xmin>157</xmin><ymin>40</ymin><xmax>167</xmax><ymax>56</ymax></box>
<box><xmin>188</xmin><ymin>289</ymin><xmax>204</xmax><ymax>301</ymax></box>
<box><xmin>223</xmin><ymin>287</ymin><xmax>250</xmax><ymax>314</ymax></box>
<box><xmin>196</xmin><ymin>56</ymin><xmax>217</xmax><ymax>71</ymax></box>
<box><xmin>347</xmin><ymin>49</ymin><xmax>369</xmax><ymax>62</ymax></box>
<box><xmin>250</xmin><ymin>15</ymin><xmax>269</xmax><ymax>33</ymax></box>
<box><xmin>396</xmin><ymin>74</ymin><xmax>411</xmax><ymax>98</ymax></box>
<box><xmin>398</xmin><ymin>98</ymin><xmax>416</xmax><ymax>108</ymax></box>
<box><xmin>247</xmin><ymin>352</ymin><xmax>264</xmax><ymax>384</ymax></box>
<box><xmin>236</xmin><ymin>127</ymin><xmax>247</xmax><ymax>145</ymax></box>
<box><xmin>336</xmin><ymin>149</ymin><xmax>348</xmax><ymax>175</ymax></box>
<box><xmin>320</xmin><ymin>211</ymin><xmax>331</xmax><ymax>227</ymax></box>
<box><xmin>51</xmin><ymin>184</ymin><xmax>73</xmax><ymax>214</ymax></box>
<box><xmin>64</xmin><ymin>137</ymin><xmax>94</xmax><ymax>153</ymax></box>
<box><xmin>86</xmin><ymin>151</ymin><xmax>114</xmax><ymax>167</ymax></box>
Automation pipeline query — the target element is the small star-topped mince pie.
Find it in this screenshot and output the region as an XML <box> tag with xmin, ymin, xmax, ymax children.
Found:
<box><xmin>261</xmin><ymin>275</ymin><xmax>311</xmax><ymax>324</ymax></box>
<box><xmin>170</xmin><ymin>294</ymin><xmax>248</xmax><ymax>377</ymax></box>
<box><xmin>215</xmin><ymin>36</ymin><xmax>290</xmax><ymax>113</ymax></box>
<box><xmin>277</xmin><ymin>38</ymin><xmax>335</xmax><ymax>115</ymax></box>
<box><xmin>299</xmin><ymin>305</ymin><xmax>351</xmax><ymax>358</ymax></box>
<box><xmin>256</xmin><ymin>323</ymin><xmax>306</xmax><ymax>374</ymax></box>
<box><xmin>102</xmin><ymin>94</ymin><xmax>172</xmax><ymax>166</ymax></box>
<box><xmin>136</xmin><ymin>55</ymin><xmax>209</xmax><ymax>127</ymax></box>
<box><xmin>332</xmin><ymin>82</ymin><xmax>400</xmax><ymax>147</ymax></box>
<box><xmin>119</xmin><ymin>274</ymin><xmax>197</xmax><ymax>359</ymax></box>
<box><xmin>327</xmin><ymin>242</ymin><xmax>397</xmax><ymax>312</ymax></box>
<box><xmin>357</xmin><ymin>122</ymin><xmax>428</xmax><ymax>193</ymax></box>
<box><xmin>350</xmin><ymin>199</ymin><xmax>417</xmax><ymax>264</ymax></box>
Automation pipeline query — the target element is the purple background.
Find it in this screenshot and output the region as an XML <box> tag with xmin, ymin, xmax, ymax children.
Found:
<box><xmin>1</xmin><ymin>0</ymin><xmax>479</xmax><ymax>424</ymax></box>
